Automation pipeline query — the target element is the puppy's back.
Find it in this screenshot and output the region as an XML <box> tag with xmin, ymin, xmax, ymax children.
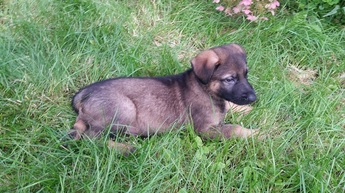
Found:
<box><xmin>71</xmin><ymin>75</ymin><xmax>190</xmax><ymax>134</ymax></box>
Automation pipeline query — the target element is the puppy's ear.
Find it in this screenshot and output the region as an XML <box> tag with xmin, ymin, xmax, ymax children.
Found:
<box><xmin>191</xmin><ymin>50</ymin><xmax>219</xmax><ymax>84</ymax></box>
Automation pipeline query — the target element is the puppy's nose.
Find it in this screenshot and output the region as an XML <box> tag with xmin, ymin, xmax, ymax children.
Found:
<box><xmin>242</xmin><ymin>93</ymin><xmax>256</xmax><ymax>103</ymax></box>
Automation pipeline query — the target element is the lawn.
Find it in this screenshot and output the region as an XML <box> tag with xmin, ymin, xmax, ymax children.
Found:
<box><xmin>0</xmin><ymin>0</ymin><xmax>344</xmax><ymax>192</ymax></box>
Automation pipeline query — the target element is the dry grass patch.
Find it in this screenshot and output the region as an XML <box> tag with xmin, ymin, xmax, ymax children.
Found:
<box><xmin>287</xmin><ymin>65</ymin><xmax>318</xmax><ymax>86</ymax></box>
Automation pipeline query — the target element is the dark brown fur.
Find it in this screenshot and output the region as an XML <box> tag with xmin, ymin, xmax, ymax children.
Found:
<box><xmin>70</xmin><ymin>43</ymin><xmax>257</xmax><ymax>141</ymax></box>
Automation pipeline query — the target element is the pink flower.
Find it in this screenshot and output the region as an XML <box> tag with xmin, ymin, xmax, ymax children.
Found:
<box><xmin>213</xmin><ymin>0</ymin><xmax>279</xmax><ymax>22</ymax></box>
<box><xmin>242</xmin><ymin>9</ymin><xmax>251</xmax><ymax>15</ymax></box>
<box><xmin>224</xmin><ymin>8</ymin><xmax>232</xmax><ymax>15</ymax></box>
<box><xmin>266</xmin><ymin>0</ymin><xmax>280</xmax><ymax>10</ymax></box>
<box><xmin>233</xmin><ymin>6</ymin><xmax>241</xmax><ymax>14</ymax></box>
<box><xmin>239</xmin><ymin>0</ymin><xmax>253</xmax><ymax>6</ymax></box>
<box><xmin>246</xmin><ymin>14</ymin><xmax>258</xmax><ymax>21</ymax></box>
<box><xmin>216</xmin><ymin>5</ymin><xmax>225</xmax><ymax>11</ymax></box>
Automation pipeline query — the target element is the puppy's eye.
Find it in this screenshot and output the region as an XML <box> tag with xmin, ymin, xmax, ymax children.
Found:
<box><xmin>223</xmin><ymin>77</ymin><xmax>235</xmax><ymax>83</ymax></box>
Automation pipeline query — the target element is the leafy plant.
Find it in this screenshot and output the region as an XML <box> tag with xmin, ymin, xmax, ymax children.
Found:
<box><xmin>282</xmin><ymin>0</ymin><xmax>345</xmax><ymax>25</ymax></box>
<box><xmin>213</xmin><ymin>0</ymin><xmax>280</xmax><ymax>21</ymax></box>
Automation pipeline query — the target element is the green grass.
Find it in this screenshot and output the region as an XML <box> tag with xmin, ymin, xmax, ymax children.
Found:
<box><xmin>1</xmin><ymin>0</ymin><xmax>344</xmax><ymax>192</ymax></box>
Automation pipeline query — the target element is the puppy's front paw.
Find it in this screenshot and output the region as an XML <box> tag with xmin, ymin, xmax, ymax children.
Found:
<box><xmin>231</xmin><ymin>125</ymin><xmax>258</xmax><ymax>138</ymax></box>
<box><xmin>108</xmin><ymin>140</ymin><xmax>136</xmax><ymax>156</ymax></box>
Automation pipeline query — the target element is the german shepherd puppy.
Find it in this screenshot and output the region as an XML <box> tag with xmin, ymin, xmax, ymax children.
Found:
<box><xmin>70</xmin><ymin>43</ymin><xmax>257</xmax><ymax>141</ymax></box>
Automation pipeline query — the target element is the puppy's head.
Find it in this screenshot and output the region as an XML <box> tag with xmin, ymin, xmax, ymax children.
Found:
<box><xmin>191</xmin><ymin>43</ymin><xmax>256</xmax><ymax>105</ymax></box>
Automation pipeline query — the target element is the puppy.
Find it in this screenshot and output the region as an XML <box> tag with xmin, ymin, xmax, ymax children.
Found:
<box><xmin>70</xmin><ymin>43</ymin><xmax>257</xmax><ymax>141</ymax></box>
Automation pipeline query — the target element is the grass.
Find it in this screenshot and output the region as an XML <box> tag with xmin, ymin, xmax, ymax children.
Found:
<box><xmin>0</xmin><ymin>0</ymin><xmax>344</xmax><ymax>192</ymax></box>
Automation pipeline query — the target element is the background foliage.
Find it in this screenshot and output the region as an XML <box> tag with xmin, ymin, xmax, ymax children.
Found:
<box><xmin>281</xmin><ymin>0</ymin><xmax>345</xmax><ymax>25</ymax></box>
